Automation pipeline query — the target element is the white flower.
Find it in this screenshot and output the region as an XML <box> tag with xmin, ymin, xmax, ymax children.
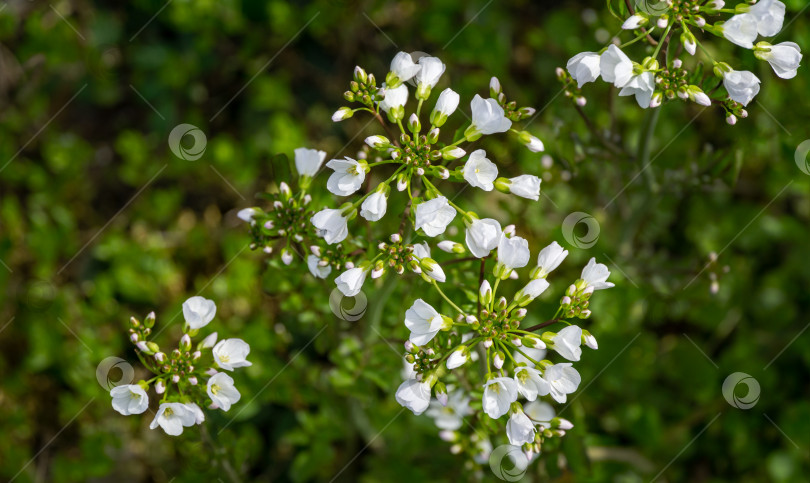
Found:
<box><xmin>433</xmin><ymin>88</ymin><xmax>460</xmax><ymax>117</ymax></box>
<box><xmin>470</xmin><ymin>94</ymin><xmax>512</xmax><ymax>135</ymax></box>
<box><xmin>395</xmin><ymin>378</ymin><xmax>431</xmax><ymax>415</ymax></box>
<box><xmin>200</xmin><ymin>332</ymin><xmax>218</xmax><ymax>349</ymax></box>
<box><xmin>311</xmin><ymin>208</ymin><xmax>349</xmax><ymax>245</ymax></box>
<box><xmin>206</xmin><ymin>372</ymin><xmax>241</xmax><ymax>411</ymax></box>
<box><xmin>425</xmin><ymin>390</ymin><xmax>472</xmax><ymax>430</ymax></box>
<box><xmin>600</xmin><ymin>45</ymin><xmax>634</xmax><ymax>88</ymax></box>
<box><xmin>749</xmin><ymin>0</ymin><xmax>785</xmax><ymax>37</ymax></box>
<box><xmin>544</xmin><ymin>363</ymin><xmax>581</xmax><ymax>404</ymax></box>
<box><xmin>379</xmin><ymin>83</ymin><xmax>409</xmax><ymax>112</ymax></box>
<box><xmin>446</xmin><ymin>348</ymin><xmax>469</xmax><ymax>369</ymax></box>
<box><xmin>622</xmin><ymin>14</ymin><xmax>647</xmax><ymax>30</ymax></box>
<box><xmin>508</xmin><ymin>175</ymin><xmax>541</xmax><ymax>201</ymax></box>
<box><xmin>722</xmin><ymin>14</ymin><xmax>759</xmax><ymax>49</ymax></box>
<box><xmin>307</xmin><ymin>254</ymin><xmax>332</xmax><ymax>279</ymax></box>
<box><xmin>294</xmin><ymin>147</ymin><xmax>326</xmax><ymax>177</ymax></box>
<box><xmin>514</xmin><ymin>366</ymin><xmax>551</xmax><ymax>401</ymax></box>
<box><xmin>507</xmin><ymin>408</ymin><xmax>536</xmax><ymax>446</ymax></box>
<box><xmin>185</xmin><ymin>402</ymin><xmax>205</xmax><ymax>424</ymax></box>
<box><xmin>335</xmin><ymin>267</ymin><xmax>367</xmax><ymax>297</ymax></box>
<box><xmin>482</xmin><ymin>377</ymin><xmax>518</xmax><ymax>419</ymax></box>
<box><xmin>755</xmin><ymin>41</ymin><xmax>802</xmax><ymax>79</ymax></box>
<box><xmin>416</xmin><ymin>56</ymin><xmax>445</xmax><ymax>88</ymax></box>
<box><xmin>421</xmin><ymin>258</ymin><xmax>446</xmax><ymax>283</ymax></box>
<box><xmin>581</xmin><ymin>257</ymin><xmax>615</xmax><ymax>290</ymax></box>
<box><xmin>390</xmin><ymin>51</ymin><xmax>421</xmax><ymax>84</ymax></box>
<box><xmin>515</xmin><ymin>278</ymin><xmax>550</xmax><ymax>305</ymax></box>
<box><xmin>465</xmin><ymin>218</ymin><xmax>502</xmax><ymax>258</ymax></box>
<box><xmin>551</xmin><ymin>325</ymin><xmax>583</xmax><ymax>361</ymax></box>
<box><xmin>182</xmin><ymin>296</ymin><xmax>217</xmax><ymax>330</ymax></box>
<box><xmin>619</xmin><ymin>72</ymin><xmax>656</xmax><ymax>108</ymax></box>
<box><xmin>535</xmin><ymin>241</ymin><xmax>568</xmax><ymax>278</ymax></box>
<box><xmin>110</xmin><ymin>384</ymin><xmax>149</xmax><ymax>415</ymax></box>
<box><xmin>237</xmin><ymin>207</ymin><xmax>260</xmax><ymax>223</ymax></box>
<box><xmin>524</xmin><ymin>400</ymin><xmax>555</xmax><ymax>426</ymax></box>
<box><xmin>360</xmin><ymin>190</ymin><xmax>387</xmax><ymax>221</ymax></box>
<box><xmin>463</xmin><ymin>150</ymin><xmax>498</xmax><ymax>191</ymax></box>
<box><xmin>212</xmin><ymin>338</ymin><xmax>253</xmax><ymax>371</ymax></box>
<box><xmin>411</xmin><ymin>241</ymin><xmax>431</xmax><ymax>260</ymax></box>
<box><xmin>414</xmin><ymin>196</ymin><xmax>456</xmax><ymax>237</ymax></box>
<box><xmin>326</xmin><ymin>157</ymin><xmax>365</xmax><ymax>196</ymax></box>
<box><xmin>498</xmin><ymin>235</ymin><xmax>531</xmax><ymax>270</ymax></box>
<box><xmin>722</xmin><ymin>69</ymin><xmax>761</xmax><ymax>107</ymax></box>
<box><xmin>149</xmin><ymin>402</ymin><xmax>196</xmax><ymax>436</ymax></box>
<box><xmin>404</xmin><ymin>299</ymin><xmax>446</xmax><ymax>345</ymax></box>
<box><xmin>567</xmin><ymin>52</ymin><xmax>601</xmax><ymax>88</ymax></box>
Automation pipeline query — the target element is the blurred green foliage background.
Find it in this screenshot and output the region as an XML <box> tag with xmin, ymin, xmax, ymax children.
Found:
<box><xmin>1</xmin><ymin>0</ymin><xmax>809</xmax><ymax>481</ymax></box>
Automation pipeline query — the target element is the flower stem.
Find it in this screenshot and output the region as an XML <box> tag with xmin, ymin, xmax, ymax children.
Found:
<box><xmin>432</xmin><ymin>279</ymin><xmax>466</xmax><ymax>315</ymax></box>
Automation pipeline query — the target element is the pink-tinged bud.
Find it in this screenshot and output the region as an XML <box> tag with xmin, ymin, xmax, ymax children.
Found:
<box><xmin>172</xmin><ymin>374</ymin><xmax>180</xmax><ymax>383</ymax></box>
<box><xmin>262</xmin><ymin>246</ymin><xmax>273</xmax><ymax>254</ymax></box>
<box><xmin>154</xmin><ymin>352</ymin><xmax>166</xmax><ymax>363</ymax></box>
<box><xmin>206</xmin><ymin>368</ymin><xmax>218</xmax><ymax>376</ymax></box>
<box><xmin>264</xmin><ymin>220</ymin><xmax>274</xmax><ymax>230</ymax></box>
<box><xmin>180</xmin><ymin>334</ymin><xmax>192</xmax><ymax>352</ymax></box>
<box><xmin>575</xmin><ymin>96</ymin><xmax>586</xmax><ymax>107</ymax></box>
<box><xmin>310</xmin><ymin>245</ymin><xmax>321</xmax><ymax>257</ymax></box>
<box><xmin>673</xmin><ymin>59</ymin><xmax>683</xmax><ymax>69</ymax></box>
<box><xmin>561</xmin><ymin>296</ymin><xmax>572</xmax><ymax>306</ymax></box>
<box><xmin>345</xmin><ymin>261</ymin><xmax>355</xmax><ymax>269</ymax></box>
<box><xmin>130</xmin><ymin>333</ymin><xmax>140</xmax><ymax>343</ymax></box>
<box><xmin>136</xmin><ymin>341</ymin><xmax>149</xmax><ymax>352</ymax></box>
<box><xmin>439</xmin><ymin>430</ymin><xmax>456</xmax><ymax>442</ymax></box>
<box><xmin>155</xmin><ymin>380</ymin><xmax>166</xmax><ymax>394</ymax></box>
<box><xmin>465</xmin><ymin>315</ymin><xmax>478</xmax><ymax>325</ymax></box>
<box><xmin>404</xmin><ymin>340</ymin><xmax>415</xmax><ymax>352</ymax></box>
<box><xmin>695</xmin><ymin>16</ymin><xmax>706</xmax><ymax>27</ymax></box>
<box><xmin>503</xmin><ymin>224</ymin><xmax>516</xmax><ymax>237</ymax></box>
<box><xmin>484</xmin><ymin>339</ymin><xmax>493</xmax><ymax>348</ymax></box>
<box><xmin>726</xmin><ymin>114</ymin><xmax>737</xmax><ymax>125</ymax></box>
<box><xmin>493</xmin><ymin>352</ymin><xmax>505</xmax><ymax>369</ymax></box>
<box><xmin>192</xmin><ymin>351</ymin><xmax>201</xmax><ymax>361</ymax></box>
<box><xmin>188</xmin><ymin>376</ymin><xmax>198</xmax><ymax>386</ymax></box>
<box><xmin>390</xmin><ymin>233</ymin><xmax>401</xmax><ymax>243</ymax></box>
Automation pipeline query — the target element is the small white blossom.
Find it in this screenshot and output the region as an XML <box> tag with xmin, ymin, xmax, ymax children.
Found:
<box><xmin>482</xmin><ymin>377</ymin><xmax>518</xmax><ymax>419</ymax></box>
<box><xmin>433</xmin><ymin>88</ymin><xmax>460</xmax><ymax>118</ymax></box>
<box><xmin>544</xmin><ymin>363</ymin><xmax>581</xmax><ymax>404</ymax></box>
<box><xmin>465</xmin><ymin>218</ymin><xmax>502</xmax><ymax>258</ymax></box>
<box><xmin>414</xmin><ymin>196</ymin><xmax>456</xmax><ymax>237</ymax></box>
<box><xmin>306</xmin><ymin>254</ymin><xmax>332</xmax><ymax>279</ymax></box>
<box><xmin>600</xmin><ymin>45</ymin><xmax>633</xmax><ymax>88</ymax></box>
<box><xmin>721</xmin><ymin>69</ymin><xmax>760</xmax><ymax>107</ymax></box>
<box><xmin>749</xmin><ymin>0</ymin><xmax>785</xmax><ymax>37</ymax></box>
<box><xmin>446</xmin><ymin>348</ymin><xmax>469</xmax><ymax>369</ymax></box>
<box><xmin>507</xmin><ymin>407</ymin><xmax>536</xmax><ymax>446</ymax></box>
<box><xmin>389</xmin><ymin>51</ymin><xmax>421</xmax><ymax>84</ymax></box>
<box><xmin>470</xmin><ymin>94</ymin><xmax>512</xmax><ymax>135</ymax></box>
<box><xmin>404</xmin><ymin>299</ymin><xmax>446</xmax><ymax>345</ymax></box>
<box><xmin>200</xmin><ymin>332</ymin><xmax>218</xmax><ymax>349</ymax></box>
<box><xmin>508</xmin><ymin>175</ymin><xmax>541</xmax><ymax>201</ymax></box>
<box><xmin>515</xmin><ymin>278</ymin><xmax>550</xmax><ymax>305</ymax></box>
<box><xmin>514</xmin><ymin>366</ymin><xmax>551</xmax><ymax>401</ymax></box>
<box><xmin>207</xmin><ymin>372</ymin><xmax>241</xmax><ymax>411</ymax></box>
<box><xmin>415</xmin><ymin>56</ymin><xmax>446</xmax><ymax>89</ymax></box>
<box><xmin>463</xmin><ymin>150</ymin><xmax>498</xmax><ymax>191</ymax></box>
<box><xmin>360</xmin><ymin>190</ymin><xmax>388</xmax><ymax>221</ymax></box>
<box><xmin>524</xmin><ymin>400</ymin><xmax>555</xmax><ymax>426</ymax></box>
<box><xmin>212</xmin><ymin>338</ymin><xmax>253</xmax><ymax>371</ymax></box>
<box><xmin>311</xmin><ymin>208</ymin><xmax>349</xmax><ymax>245</ymax></box>
<box><xmin>755</xmin><ymin>41</ymin><xmax>802</xmax><ymax>79</ymax></box>
<box><xmin>110</xmin><ymin>384</ymin><xmax>149</xmax><ymax>416</ymax></box>
<box><xmin>379</xmin><ymin>83</ymin><xmax>409</xmax><ymax>113</ymax></box>
<box><xmin>425</xmin><ymin>389</ymin><xmax>472</xmax><ymax>430</ymax></box>
<box><xmin>622</xmin><ymin>14</ymin><xmax>647</xmax><ymax>30</ymax></box>
<box><xmin>237</xmin><ymin>207</ymin><xmax>260</xmax><ymax>223</ymax></box>
<box><xmin>335</xmin><ymin>267</ymin><xmax>367</xmax><ymax>297</ymax></box>
<box><xmin>567</xmin><ymin>52</ymin><xmax>601</xmax><ymax>87</ymax></box>
<box><xmin>294</xmin><ymin>147</ymin><xmax>326</xmax><ymax>177</ymax></box>
<box><xmin>535</xmin><ymin>241</ymin><xmax>568</xmax><ymax>278</ymax></box>
<box><xmin>722</xmin><ymin>14</ymin><xmax>759</xmax><ymax>49</ymax></box>
<box><xmin>331</xmin><ymin>107</ymin><xmax>353</xmax><ymax>122</ymax></box>
<box><xmin>498</xmin><ymin>235</ymin><xmax>531</xmax><ymax>271</ymax></box>
<box><xmin>551</xmin><ymin>325</ymin><xmax>583</xmax><ymax>362</ymax></box>
<box><xmin>411</xmin><ymin>241</ymin><xmax>431</xmax><ymax>260</ymax></box>
<box><xmin>182</xmin><ymin>296</ymin><xmax>217</xmax><ymax>330</ymax></box>
<box><xmin>395</xmin><ymin>379</ymin><xmax>431</xmax><ymax>415</ymax></box>
<box><xmin>619</xmin><ymin>72</ymin><xmax>656</xmax><ymax>108</ymax></box>
<box><xmin>186</xmin><ymin>402</ymin><xmax>205</xmax><ymax>424</ymax></box>
<box><xmin>326</xmin><ymin>157</ymin><xmax>365</xmax><ymax>196</ymax></box>
<box><xmin>581</xmin><ymin>257</ymin><xmax>615</xmax><ymax>290</ymax></box>
<box><xmin>149</xmin><ymin>402</ymin><xmax>196</xmax><ymax>436</ymax></box>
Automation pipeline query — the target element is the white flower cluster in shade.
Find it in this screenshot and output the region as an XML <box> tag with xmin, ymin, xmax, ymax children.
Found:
<box><xmin>394</xmin><ymin>236</ymin><xmax>613</xmax><ymax>459</ymax></box>
<box><xmin>564</xmin><ymin>0</ymin><xmax>801</xmax><ymax>123</ymax></box>
<box><xmin>110</xmin><ymin>297</ymin><xmax>252</xmax><ymax>436</ymax></box>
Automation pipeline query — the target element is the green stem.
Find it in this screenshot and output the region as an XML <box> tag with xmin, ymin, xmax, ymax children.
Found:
<box><xmin>432</xmin><ymin>280</ymin><xmax>466</xmax><ymax>315</ymax></box>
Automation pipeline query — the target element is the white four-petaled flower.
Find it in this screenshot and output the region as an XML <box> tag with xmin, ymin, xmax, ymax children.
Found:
<box><xmin>551</xmin><ymin>325</ymin><xmax>583</xmax><ymax>361</ymax></box>
<box><xmin>395</xmin><ymin>378</ymin><xmax>431</xmax><ymax>415</ymax></box>
<box><xmin>207</xmin><ymin>372</ymin><xmax>241</xmax><ymax>411</ymax></box>
<box><xmin>544</xmin><ymin>363</ymin><xmax>581</xmax><ymax>404</ymax></box>
<box><xmin>182</xmin><ymin>296</ymin><xmax>217</xmax><ymax>330</ymax></box>
<box><xmin>212</xmin><ymin>338</ymin><xmax>253</xmax><ymax>371</ymax></box>
<box><xmin>414</xmin><ymin>196</ymin><xmax>456</xmax><ymax>237</ymax></box>
<box><xmin>463</xmin><ymin>150</ymin><xmax>498</xmax><ymax>191</ymax></box>
<box><xmin>389</xmin><ymin>51</ymin><xmax>421</xmax><ymax>85</ymax></box>
<box><xmin>506</xmin><ymin>407</ymin><xmax>536</xmax><ymax>446</ymax></box>
<box><xmin>311</xmin><ymin>208</ymin><xmax>349</xmax><ymax>245</ymax></box>
<box><xmin>567</xmin><ymin>52</ymin><xmax>601</xmax><ymax>88</ymax></box>
<box><xmin>755</xmin><ymin>41</ymin><xmax>802</xmax><ymax>79</ymax></box>
<box><xmin>498</xmin><ymin>235</ymin><xmax>531</xmax><ymax>271</ymax></box>
<box><xmin>535</xmin><ymin>241</ymin><xmax>568</xmax><ymax>278</ymax></box>
<box><xmin>335</xmin><ymin>267</ymin><xmax>368</xmax><ymax>297</ymax></box>
<box><xmin>150</xmin><ymin>402</ymin><xmax>197</xmax><ymax>436</ymax></box>
<box><xmin>482</xmin><ymin>377</ymin><xmax>518</xmax><ymax>419</ymax></box>
<box><xmin>404</xmin><ymin>299</ymin><xmax>446</xmax><ymax>345</ymax></box>
<box><xmin>306</xmin><ymin>254</ymin><xmax>332</xmax><ymax>279</ymax></box>
<box><xmin>514</xmin><ymin>366</ymin><xmax>550</xmax><ymax>401</ymax></box>
<box><xmin>508</xmin><ymin>175</ymin><xmax>541</xmax><ymax>201</ymax></box>
<box><xmin>110</xmin><ymin>384</ymin><xmax>149</xmax><ymax>416</ymax></box>
<box><xmin>619</xmin><ymin>72</ymin><xmax>656</xmax><ymax>108</ymax></box>
<box><xmin>470</xmin><ymin>95</ymin><xmax>512</xmax><ymax>135</ymax></box>
<box><xmin>721</xmin><ymin>69</ymin><xmax>761</xmax><ymax>106</ymax></box>
<box><xmin>326</xmin><ymin>157</ymin><xmax>365</xmax><ymax>196</ymax></box>
<box><xmin>294</xmin><ymin>147</ymin><xmax>326</xmax><ymax>177</ymax></box>
<box><xmin>600</xmin><ymin>45</ymin><xmax>634</xmax><ymax>88</ymax></box>
<box><xmin>465</xmin><ymin>217</ymin><xmax>502</xmax><ymax>258</ymax></box>
<box><xmin>360</xmin><ymin>190</ymin><xmax>388</xmax><ymax>221</ymax></box>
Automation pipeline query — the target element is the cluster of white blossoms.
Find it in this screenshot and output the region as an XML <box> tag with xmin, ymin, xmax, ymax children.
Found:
<box><xmin>110</xmin><ymin>297</ymin><xmax>251</xmax><ymax>436</ymax></box>
<box><xmin>394</xmin><ymin>235</ymin><xmax>614</xmax><ymax>462</ymax></box>
<box><xmin>236</xmin><ymin>52</ymin><xmax>614</xmax><ymax>469</ymax></box>
<box><xmin>562</xmin><ymin>0</ymin><xmax>801</xmax><ymax>124</ymax></box>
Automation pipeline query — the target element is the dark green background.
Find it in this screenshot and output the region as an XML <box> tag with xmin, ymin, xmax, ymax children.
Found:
<box><xmin>1</xmin><ymin>0</ymin><xmax>808</xmax><ymax>481</ymax></box>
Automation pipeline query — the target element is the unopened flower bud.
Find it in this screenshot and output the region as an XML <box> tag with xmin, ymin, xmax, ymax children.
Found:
<box><xmin>155</xmin><ymin>380</ymin><xmax>166</xmax><ymax>394</ymax></box>
<box><xmin>332</xmin><ymin>107</ymin><xmax>353</xmax><ymax>122</ymax></box>
<box><xmin>189</xmin><ymin>376</ymin><xmax>198</xmax><ymax>386</ymax></box>
<box><xmin>435</xmin><ymin>382</ymin><xmax>448</xmax><ymax>406</ymax></box>
<box><xmin>493</xmin><ymin>352</ymin><xmax>505</xmax><ymax>369</ymax></box>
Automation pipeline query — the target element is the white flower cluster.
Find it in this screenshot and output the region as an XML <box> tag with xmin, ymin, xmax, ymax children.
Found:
<box><xmin>562</xmin><ymin>0</ymin><xmax>801</xmax><ymax>123</ymax></box>
<box><xmin>394</xmin><ymin>235</ymin><xmax>613</xmax><ymax>460</ymax></box>
<box><xmin>111</xmin><ymin>296</ymin><xmax>251</xmax><ymax>436</ymax></box>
